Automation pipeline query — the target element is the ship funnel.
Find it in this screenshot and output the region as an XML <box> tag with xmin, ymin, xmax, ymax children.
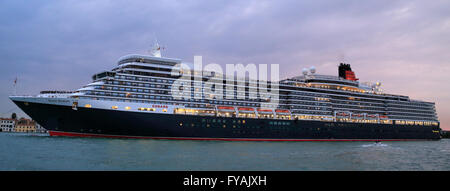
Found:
<box><xmin>338</xmin><ymin>63</ymin><xmax>358</xmax><ymax>81</ymax></box>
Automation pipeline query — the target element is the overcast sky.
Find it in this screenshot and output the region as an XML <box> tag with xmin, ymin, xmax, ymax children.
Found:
<box><xmin>1</xmin><ymin>0</ymin><xmax>449</xmax><ymax>130</ymax></box>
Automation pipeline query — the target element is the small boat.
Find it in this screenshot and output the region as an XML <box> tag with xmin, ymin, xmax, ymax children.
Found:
<box><xmin>275</xmin><ymin>109</ymin><xmax>290</xmax><ymax>113</ymax></box>
<box><xmin>257</xmin><ymin>108</ymin><xmax>273</xmax><ymax>114</ymax></box>
<box><xmin>238</xmin><ymin>107</ymin><xmax>255</xmax><ymax>113</ymax></box>
<box><xmin>217</xmin><ymin>106</ymin><xmax>235</xmax><ymax>111</ymax></box>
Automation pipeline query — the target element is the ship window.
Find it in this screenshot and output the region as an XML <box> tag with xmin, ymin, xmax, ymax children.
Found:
<box><xmin>84</xmin><ymin>104</ymin><xmax>92</xmax><ymax>108</ymax></box>
<box><xmin>111</xmin><ymin>106</ymin><xmax>118</xmax><ymax>109</ymax></box>
<box><xmin>162</xmin><ymin>109</ymin><xmax>167</xmax><ymax>112</ymax></box>
<box><xmin>125</xmin><ymin>106</ymin><xmax>131</xmax><ymax>110</ymax></box>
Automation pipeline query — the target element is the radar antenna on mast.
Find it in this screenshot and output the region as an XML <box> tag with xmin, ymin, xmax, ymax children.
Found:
<box><xmin>148</xmin><ymin>39</ymin><xmax>166</xmax><ymax>58</ymax></box>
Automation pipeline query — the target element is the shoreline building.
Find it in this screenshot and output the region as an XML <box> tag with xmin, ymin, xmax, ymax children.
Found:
<box><xmin>35</xmin><ymin>123</ymin><xmax>47</xmax><ymax>133</ymax></box>
<box><xmin>1</xmin><ymin>116</ymin><xmax>47</xmax><ymax>133</ymax></box>
<box><xmin>15</xmin><ymin>118</ymin><xmax>36</xmax><ymax>133</ymax></box>
<box><xmin>0</xmin><ymin>118</ymin><xmax>16</xmax><ymax>132</ymax></box>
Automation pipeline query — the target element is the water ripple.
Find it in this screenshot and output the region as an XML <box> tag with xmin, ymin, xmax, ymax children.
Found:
<box><xmin>0</xmin><ymin>132</ymin><xmax>449</xmax><ymax>170</ymax></box>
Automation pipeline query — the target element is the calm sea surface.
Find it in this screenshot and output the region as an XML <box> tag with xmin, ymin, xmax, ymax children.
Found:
<box><xmin>0</xmin><ymin>132</ymin><xmax>449</xmax><ymax>171</ymax></box>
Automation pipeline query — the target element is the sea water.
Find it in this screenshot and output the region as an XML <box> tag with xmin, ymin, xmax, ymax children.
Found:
<box><xmin>0</xmin><ymin>132</ymin><xmax>449</xmax><ymax>170</ymax></box>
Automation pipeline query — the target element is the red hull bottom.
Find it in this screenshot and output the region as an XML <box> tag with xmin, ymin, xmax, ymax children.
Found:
<box><xmin>48</xmin><ymin>131</ymin><xmax>423</xmax><ymax>142</ymax></box>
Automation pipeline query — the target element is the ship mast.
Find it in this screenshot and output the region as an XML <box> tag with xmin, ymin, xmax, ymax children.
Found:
<box><xmin>149</xmin><ymin>39</ymin><xmax>165</xmax><ymax>58</ymax></box>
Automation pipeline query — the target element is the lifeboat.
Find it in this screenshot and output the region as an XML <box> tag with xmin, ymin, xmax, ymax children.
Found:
<box><xmin>367</xmin><ymin>114</ymin><xmax>377</xmax><ymax>118</ymax></box>
<box><xmin>257</xmin><ymin>108</ymin><xmax>273</xmax><ymax>114</ymax></box>
<box><xmin>217</xmin><ymin>106</ymin><xmax>235</xmax><ymax>112</ymax></box>
<box><xmin>380</xmin><ymin>115</ymin><xmax>388</xmax><ymax>119</ymax></box>
<box><xmin>336</xmin><ymin>112</ymin><xmax>350</xmax><ymax>118</ymax></box>
<box><xmin>352</xmin><ymin>114</ymin><xmax>363</xmax><ymax>118</ymax></box>
<box><xmin>238</xmin><ymin>107</ymin><xmax>255</xmax><ymax>113</ymax></box>
<box><xmin>275</xmin><ymin>109</ymin><xmax>290</xmax><ymax>113</ymax></box>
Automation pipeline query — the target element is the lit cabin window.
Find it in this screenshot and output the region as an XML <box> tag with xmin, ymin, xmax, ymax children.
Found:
<box><xmin>125</xmin><ymin>106</ymin><xmax>131</xmax><ymax>110</ymax></box>
<box><xmin>162</xmin><ymin>109</ymin><xmax>167</xmax><ymax>112</ymax></box>
<box><xmin>146</xmin><ymin>108</ymin><xmax>155</xmax><ymax>111</ymax></box>
<box><xmin>84</xmin><ymin>104</ymin><xmax>92</xmax><ymax>108</ymax></box>
<box><xmin>111</xmin><ymin>106</ymin><xmax>118</xmax><ymax>109</ymax></box>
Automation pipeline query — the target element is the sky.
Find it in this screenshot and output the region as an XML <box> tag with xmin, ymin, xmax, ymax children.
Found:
<box><xmin>0</xmin><ymin>0</ymin><xmax>449</xmax><ymax>130</ymax></box>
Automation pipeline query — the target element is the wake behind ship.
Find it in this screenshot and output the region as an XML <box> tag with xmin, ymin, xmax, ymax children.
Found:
<box><xmin>10</xmin><ymin>45</ymin><xmax>441</xmax><ymax>141</ymax></box>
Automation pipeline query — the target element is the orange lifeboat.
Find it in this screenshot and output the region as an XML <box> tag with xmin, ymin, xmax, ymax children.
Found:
<box><xmin>217</xmin><ymin>106</ymin><xmax>235</xmax><ymax>111</ymax></box>
<box><xmin>257</xmin><ymin>108</ymin><xmax>273</xmax><ymax>113</ymax></box>
<box><xmin>275</xmin><ymin>109</ymin><xmax>290</xmax><ymax>113</ymax></box>
<box><xmin>238</xmin><ymin>107</ymin><xmax>255</xmax><ymax>113</ymax></box>
<box><xmin>238</xmin><ymin>107</ymin><xmax>254</xmax><ymax>111</ymax></box>
<box><xmin>336</xmin><ymin>112</ymin><xmax>350</xmax><ymax>118</ymax></box>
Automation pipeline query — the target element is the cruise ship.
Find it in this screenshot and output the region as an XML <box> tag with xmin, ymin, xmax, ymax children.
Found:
<box><xmin>10</xmin><ymin>45</ymin><xmax>441</xmax><ymax>141</ymax></box>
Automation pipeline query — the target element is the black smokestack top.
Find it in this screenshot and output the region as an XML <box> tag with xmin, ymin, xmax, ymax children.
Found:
<box><xmin>338</xmin><ymin>63</ymin><xmax>352</xmax><ymax>79</ymax></box>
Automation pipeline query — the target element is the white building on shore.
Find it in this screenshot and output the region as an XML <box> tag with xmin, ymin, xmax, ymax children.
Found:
<box><xmin>0</xmin><ymin>118</ymin><xmax>16</xmax><ymax>132</ymax></box>
<box><xmin>35</xmin><ymin>123</ymin><xmax>47</xmax><ymax>133</ymax></box>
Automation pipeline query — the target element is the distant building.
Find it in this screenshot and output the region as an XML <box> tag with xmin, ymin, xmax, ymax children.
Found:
<box><xmin>35</xmin><ymin>123</ymin><xmax>47</xmax><ymax>133</ymax></box>
<box><xmin>1</xmin><ymin>116</ymin><xmax>47</xmax><ymax>134</ymax></box>
<box><xmin>0</xmin><ymin>118</ymin><xmax>16</xmax><ymax>132</ymax></box>
<box><xmin>15</xmin><ymin>118</ymin><xmax>36</xmax><ymax>133</ymax></box>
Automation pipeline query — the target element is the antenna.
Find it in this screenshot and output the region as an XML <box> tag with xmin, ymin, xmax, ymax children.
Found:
<box><xmin>148</xmin><ymin>38</ymin><xmax>166</xmax><ymax>58</ymax></box>
<box><xmin>13</xmin><ymin>76</ymin><xmax>17</xmax><ymax>95</ymax></box>
<box><xmin>338</xmin><ymin>52</ymin><xmax>346</xmax><ymax>63</ymax></box>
